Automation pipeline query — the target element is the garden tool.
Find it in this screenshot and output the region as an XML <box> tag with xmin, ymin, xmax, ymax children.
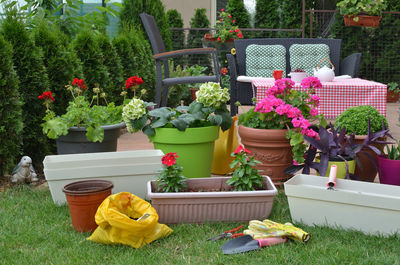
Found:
<box><xmin>327</xmin><ymin>165</ymin><xmax>337</xmax><ymax>190</ymax></box>
<box><xmin>207</xmin><ymin>225</ymin><xmax>244</xmax><ymax>241</ymax></box>
<box><xmin>243</xmin><ymin>219</ymin><xmax>311</xmax><ymax>243</ymax></box>
<box><xmin>221</xmin><ymin>235</ymin><xmax>286</xmax><ymax>254</ymax></box>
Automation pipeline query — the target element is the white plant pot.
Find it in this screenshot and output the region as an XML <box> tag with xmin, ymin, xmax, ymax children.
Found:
<box><xmin>43</xmin><ymin>150</ymin><xmax>164</xmax><ymax>205</ymax></box>
<box><xmin>288</xmin><ymin>72</ymin><xmax>308</xmax><ymax>83</ymax></box>
<box><xmin>284</xmin><ymin>174</ymin><xmax>400</xmax><ymax>236</ymax></box>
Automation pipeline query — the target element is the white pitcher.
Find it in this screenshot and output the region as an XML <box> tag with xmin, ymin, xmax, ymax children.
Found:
<box><xmin>313</xmin><ymin>58</ymin><xmax>335</xmax><ymax>82</ymax></box>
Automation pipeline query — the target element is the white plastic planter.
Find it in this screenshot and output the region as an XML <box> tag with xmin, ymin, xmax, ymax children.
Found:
<box><xmin>284</xmin><ymin>174</ymin><xmax>400</xmax><ymax>235</ymax></box>
<box><xmin>43</xmin><ymin>150</ymin><xmax>164</xmax><ymax>205</ymax></box>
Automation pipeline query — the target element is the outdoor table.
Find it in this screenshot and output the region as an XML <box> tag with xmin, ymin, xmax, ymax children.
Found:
<box><xmin>252</xmin><ymin>78</ymin><xmax>387</xmax><ymax>119</ymax></box>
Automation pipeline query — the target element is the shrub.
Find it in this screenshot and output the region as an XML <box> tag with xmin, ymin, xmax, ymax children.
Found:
<box><xmin>32</xmin><ymin>19</ymin><xmax>84</xmax><ymax>116</ymax></box>
<box><xmin>226</xmin><ymin>0</ymin><xmax>251</xmax><ymax>29</ymax></box>
<box><xmin>1</xmin><ymin>10</ymin><xmax>53</xmax><ymax>170</ymax></box>
<box><xmin>335</xmin><ymin>105</ymin><xmax>389</xmax><ymax>135</ymax></box>
<box><xmin>166</xmin><ymin>9</ymin><xmax>185</xmax><ymax>65</ymax></box>
<box><xmin>254</xmin><ymin>0</ymin><xmax>280</xmax><ymax>38</ymax></box>
<box><xmin>187</xmin><ymin>8</ymin><xmax>210</xmax><ymax>65</ymax></box>
<box><xmin>0</xmin><ymin>35</ymin><xmax>23</xmax><ymax>176</ymax></box>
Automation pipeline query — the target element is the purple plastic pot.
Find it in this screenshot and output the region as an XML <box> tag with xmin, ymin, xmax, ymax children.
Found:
<box><xmin>377</xmin><ymin>155</ymin><xmax>400</xmax><ymax>186</ymax></box>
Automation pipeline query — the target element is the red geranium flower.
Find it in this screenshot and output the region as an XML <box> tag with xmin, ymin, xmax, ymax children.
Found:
<box><xmin>234</xmin><ymin>144</ymin><xmax>251</xmax><ymax>154</ymax></box>
<box><xmin>220</xmin><ymin>67</ymin><xmax>228</xmax><ymax>75</ymax></box>
<box><xmin>217</xmin><ymin>37</ymin><xmax>221</xmax><ymax>42</ymax></box>
<box><xmin>234</xmin><ymin>29</ymin><xmax>240</xmax><ymax>33</ymax></box>
<box><xmin>38</xmin><ymin>91</ymin><xmax>55</xmax><ymax>101</ymax></box>
<box><xmin>162</xmin><ymin>152</ymin><xmax>179</xmax><ymax>167</ymax></box>
<box><xmin>237</xmin><ymin>32</ymin><xmax>243</xmax><ymax>38</ymax></box>
<box><xmin>125</xmin><ymin>76</ymin><xmax>144</xmax><ymax>89</ymax></box>
<box><xmin>72</xmin><ymin>78</ymin><xmax>86</xmax><ymax>89</ymax></box>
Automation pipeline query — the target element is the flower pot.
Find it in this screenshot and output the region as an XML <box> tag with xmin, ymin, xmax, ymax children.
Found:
<box><xmin>378</xmin><ymin>155</ymin><xmax>400</xmax><ymax>186</ymax></box>
<box><xmin>238</xmin><ymin>125</ymin><xmax>293</xmax><ymax>185</ymax></box>
<box><xmin>149</xmin><ymin>126</ymin><xmax>219</xmax><ymax>178</ymax></box>
<box><xmin>316</xmin><ymin>157</ymin><xmax>356</xmax><ymax>179</ymax></box>
<box><xmin>190</xmin><ymin>88</ymin><xmax>198</xmax><ymax>101</ymax></box>
<box><xmin>202</xmin><ymin>34</ymin><xmax>235</xmax><ymax>51</ymax></box>
<box><xmin>387</xmin><ymin>90</ymin><xmax>399</xmax><ymax>103</ymax></box>
<box><xmin>62</xmin><ymin>179</ymin><xmax>113</xmax><ymax>232</ymax></box>
<box><xmin>353</xmin><ymin>135</ymin><xmax>384</xmax><ymax>182</ymax></box>
<box><xmin>285</xmin><ymin>174</ymin><xmax>400</xmax><ymax>235</ymax></box>
<box><xmin>343</xmin><ymin>15</ymin><xmax>382</xmax><ymax>28</ymax></box>
<box><xmin>147</xmin><ymin>176</ymin><xmax>277</xmax><ymax>224</ymax></box>
<box><xmin>56</xmin><ymin>122</ymin><xmax>126</xmax><ymax>154</ymax></box>
<box><xmin>288</xmin><ymin>72</ymin><xmax>308</xmax><ymax>83</ymax></box>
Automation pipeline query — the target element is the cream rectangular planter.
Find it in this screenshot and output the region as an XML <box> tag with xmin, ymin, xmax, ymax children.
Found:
<box><xmin>147</xmin><ymin>176</ymin><xmax>277</xmax><ymax>224</ymax></box>
<box><xmin>284</xmin><ymin>174</ymin><xmax>400</xmax><ymax>235</ymax></box>
<box><xmin>44</xmin><ymin>150</ymin><xmax>164</xmax><ymax>205</ymax></box>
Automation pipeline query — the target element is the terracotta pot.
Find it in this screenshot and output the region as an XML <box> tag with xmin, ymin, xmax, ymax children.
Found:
<box><xmin>377</xmin><ymin>155</ymin><xmax>400</xmax><ymax>186</ymax></box>
<box><xmin>238</xmin><ymin>125</ymin><xmax>293</xmax><ymax>185</ymax></box>
<box><xmin>63</xmin><ymin>180</ymin><xmax>113</xmax><ymax>232</ymax></box>
<box><xmin>147</xmin><ymin>176</ymin><xmax>277</xmax><ymax>224</ymax></box>
<box><xmin>353</xmin><ymin>136</ymin><xmax>385</xmax><ymax>182</ymax></box>
<box><xmin>203</xmin><ymin>33</ymin><xmax>234</xmax><ymax>43</ymax></box>
<box><xmin>387</xmin><ymin>90</ymin><xmax>399</xmax><ymax>103</ymax></box>
<box><xmin>190</xmin><ymin>88</ymin><xmax>198</xmax><ymax>101</ymax></box>
<box><xmin>343</xmin><ymin>15</ymin><xmax>382</xmax><ymax>28</ymax></box>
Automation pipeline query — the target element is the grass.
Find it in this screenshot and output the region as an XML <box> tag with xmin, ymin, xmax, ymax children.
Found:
<box><xmin>1</xmin><ymin>186</ymin><xmax>399</xmax><ymax>265</ymax></box>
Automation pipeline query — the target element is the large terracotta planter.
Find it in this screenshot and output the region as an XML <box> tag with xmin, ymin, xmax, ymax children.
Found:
<box><xmin>238</xmin><ymin>125</ymin><xmax>293</xmax><ymax>185</ymax></box>
<box><xmin>377</xmin><ymin>155</ymin><xmax>400</xmax><ymax>186</ymax></box>
<box><xmin>149</xmin><ymin>126</ymin><xmax>219</xmax><ymax>178</ymax></box>
<box><xmin>353</xmin><ymin>135</ymin><xmax>384</xmax><ymax>182</ymax></box>
<box><xmin>343</xmin><ymin>15</ymin><xmax>382</xmax><ymax>28</ymax></box>
<box><xmin>147</xmin><ymin>176</ymin><xmax>277</xmax><ymax>224</ymax></box>
<box><xmin>62</xmin><ymin>179</ymin><xmax>113</xmax><ymax>232</ymax></box>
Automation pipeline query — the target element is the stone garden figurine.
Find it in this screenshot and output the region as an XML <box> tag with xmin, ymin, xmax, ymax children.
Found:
<box><xmin>11</xmin><ymin>156</ymin><xmax>38</xmax><ymax>184</ymax></box>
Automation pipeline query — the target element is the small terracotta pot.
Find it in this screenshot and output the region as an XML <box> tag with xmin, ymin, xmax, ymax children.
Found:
<box><xmin>238</xmin><ymin>125</ymin><xmax>293</xmax><ymax>185</ymax></box>
<box><xmin>387</xmin><ymin>90</ymin><xmax>399</xmax><ymax>103</ymax></box>
<box><xmin>343</xmin><ymin>15</ymin><xmax>381</xmax><ymax>28</ymax></box>
<box><xmin>353</xmin><ymin>136</ymin><xmax>385</xmax><ymax>182</ymax></box>
<box><xmin>63</xmin><ymin>180</ymin><xmax>113</xmax><ymax>232</ymax></box>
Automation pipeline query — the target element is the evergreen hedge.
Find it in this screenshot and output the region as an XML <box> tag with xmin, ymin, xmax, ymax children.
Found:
<box><xmin>254</xmin><ymin>0</ymin><xmax>280</xmax><ymax>38</ymax></box>
<box><xmin>166</xmin><ymin>9</ymin><xmax>185</xmax><ymax>51</ymax></box>
<box><xmin>226</xmin><ymin>0</ymin><xmax>251</xmax><ymax>29</ymax></box>
<box><xmin>1</xmin><ymin>10</ymin><xmax>53</xmax><ymax>171</ymax></box>
<box><xmin>0</xmin><ymin>35</ymin><xmax>23</xmax><ymax>176</ymax></box>
<box><xmin>187</xmin><ymin>8</ymin><xmax>210</xmax><ymax>66</ymax></box>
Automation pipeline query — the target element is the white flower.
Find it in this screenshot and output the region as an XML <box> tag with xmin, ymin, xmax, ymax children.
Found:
<box><xmin>122</xmin><ymin>98</ymin><xmax>146</xmax><ymax>133</ymax></box>
<box><xmin>196</xmin><ymin>82</ymin><xmax>230</xmax><ymax>108</ymax></box>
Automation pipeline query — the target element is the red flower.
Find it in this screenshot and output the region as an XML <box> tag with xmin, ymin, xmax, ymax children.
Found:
<box><xmin>237</xmin><ymin>32</ymin><xmax>243</xmax><ymax>38</ymax></box>
<box><xmin>235</xmin><ymin>28</ymin><xmax>240</xmax><ymax>33</ymax></box>
<box><xmin>217</xmin><ymin>37</ymin><xmax>221</xmax><ymax>42</ymax></box>
<box><xmin>220</xmin><ymin>18</ymin><xmax>223</xmax><ymax>22</ymax></box>
<box><xmin>125</xmin><ymin>76</ymin><xmax>144</xmax><ymax>89</ymax></box>
<box><xmin>229</xmin><ymin>15</ymin><xmax>232</xmax><ymax>18</ymax></box>
<box><xmin>221</xmin><ymin>8</ymin><xmax>224</xmax><ymax>12</ymax></box>
<box><xmin>72</xmin><ymin>78</ymin><xmax>86</xmax><ymax>89</ymax></box>
<box><xmin>162</xmin><ymin>152</ymin><xmax>179</xmax><ymax>167</ymax></box>
<box><xmin>38</xmin><ymin>91</ymin><xmax>55</xmax><ymax>101</ymax></box>
<box><xmin>234</xmin><ymin>145</ymin><xmax>251</xmax><ymax>154</ymax></box>
<box><xmin>232</xmin><ymin>19</ymin><xmax>236</xmax><ymax>23</ymax></box>
<box><xmin>220</xmin><ymin>67</ymin><xmax>228</xmax><ymax>75</ymax></box>
<box><xmin>229</xmin><ymin>30</ymin><xmax>233</xmax><ymax>33</ymax></box>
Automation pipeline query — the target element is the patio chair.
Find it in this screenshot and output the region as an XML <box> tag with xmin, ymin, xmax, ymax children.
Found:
<box><xmin>140</xmin><ymin>13</ymin><xmax>221</xmax><ymax>107</ymax></box>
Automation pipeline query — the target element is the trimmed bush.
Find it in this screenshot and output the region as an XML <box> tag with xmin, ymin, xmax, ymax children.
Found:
<box><xmin>166</xmin><ymin>9</ymin><xmax>185</xmax><ymax>51</ymax></box>
<box><xmin>187</xmin><ymin>8</ymin><xmax>210</xmax><ymax>65</ymax></box>
<box><xmin>335</xmin><ymin>105</ymin><xmax>389</xmax><ymax>135</ymax></box>
<box><xmin>1</xmin><ymin>10</ymin><xmax>53</xmax><ymax>170</ymax></box>
<box><xmin>226</xmin><ymin>0</ymin><xmax>251</xmax><ymax>29</ymax></box>
<box><xmin>32</xmin><ymin>19</ymin><xmax>84</xmax><ymax>116</ymax></box>
<box><xmin>254</xmin><ymin>0</ymin><xmax>280</xmax><ymax>38</ymax></box>
<box><xmin>0</xmin><ymin>35</ymin><xmax>23</xmax><ymax>176</ymax></box>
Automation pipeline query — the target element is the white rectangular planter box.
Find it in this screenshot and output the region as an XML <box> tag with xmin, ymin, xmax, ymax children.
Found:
<box><xmin>284</xmin><ymin>174</ymin><xmax>400</xmax><ymax>235</ymax></box>
<box><xmin>44</xmin><ymin>150</ymin><xmax>164</xmax><ymax>205</ymax></box>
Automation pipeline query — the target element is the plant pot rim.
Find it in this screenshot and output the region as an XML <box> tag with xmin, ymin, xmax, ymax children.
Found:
<box><xmin>378</xmin><ymin>154</ymin><xmax>400</xmax><ymax>161</ymax></box>
<box><xmin>62</xmin><ymin>179</ymin><xmax>114</xmax><ymax>196</ymax></box>
<box><xmin>147</xmin><ymin>176</ymin><xmax>277</xmax><ymax>199</ymax></box>
<box><xmin>238</xmin><ymin>124</ymin><xmax>288</xmax><ymax>132</ymax></box>
<box><xmin>68</xmin><ymin>121</ymin><xmax>126</xmax><ymax>132</ymax></box>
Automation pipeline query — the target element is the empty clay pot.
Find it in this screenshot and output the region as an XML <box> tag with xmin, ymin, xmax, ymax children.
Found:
<box><xmin>63</xmin><ymin>179</ymin><xmax>113</xmax><ymax>232</ymax></box>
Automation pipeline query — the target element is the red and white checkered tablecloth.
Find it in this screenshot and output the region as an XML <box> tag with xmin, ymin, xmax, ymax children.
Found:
<box><xmin>252</xmin><ymin>78</ymin><xmax>387</xmax><ymax>119</ymax></box>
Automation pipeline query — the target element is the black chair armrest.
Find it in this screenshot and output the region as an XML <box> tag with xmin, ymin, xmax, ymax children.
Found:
<box><xmin>227</xmin><ymin>53</ymin><xmax>239</xmax><ymax>116</ymax></box>
<box><xmin>340</xmin><ymin>53</ymin><xmax>362</xmax><ymax>77</ymax></box>
<box><xmin>153</xmin><ymin>48</ymin><xmax>217</xmax><ymax>60</ymax></box>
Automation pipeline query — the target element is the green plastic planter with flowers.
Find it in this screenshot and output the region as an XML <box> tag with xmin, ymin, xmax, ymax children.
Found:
<box><xmin>123</xmin><ymin>82</ymin><xmax>232</xmax><ymax>178</ymax></box>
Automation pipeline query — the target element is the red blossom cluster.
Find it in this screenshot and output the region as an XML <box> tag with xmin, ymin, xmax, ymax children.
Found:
<box><xmin>125</xmin><ymin>76</ymin><xmax>144</xmax><ymax>90</ymax></box>
<box><xmin>72</xmin><ymin>78</ymin><xmax>86</xmax><ymax>89</ymax></box>
<box><xmin>220</xmin><ymin>67</ymin><xmax>228</xmax><ymax>75</ymax></box>
<box><xmin>161</xmin><ymin>152</ymin><xmax>179</xmax><ymax>167</ymax></box>
<box><xmin>38</xmin><ymin>91</ymin><xmax>55</xmax><ymax>101</ymax></box>
<box><xmin>234</xmin><ymin>144</ymin><xmax>251</xmax><ymax>154</ymax></box>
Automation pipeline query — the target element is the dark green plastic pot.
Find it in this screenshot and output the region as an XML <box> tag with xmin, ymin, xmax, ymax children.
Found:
<box><xmin>149</xmin><ymin>126</ymin><xmax>219</xmax><ymax>178</ymax></box>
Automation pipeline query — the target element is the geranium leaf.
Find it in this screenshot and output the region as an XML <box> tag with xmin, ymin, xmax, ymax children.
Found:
<box><xmin>86</xmin><ymin>125</ymin><xmax>104</xmax><ymax>142</ymax></box>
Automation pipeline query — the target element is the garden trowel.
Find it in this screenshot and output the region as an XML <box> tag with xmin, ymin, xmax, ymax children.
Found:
<box><xmin>221</xmin><ymin>235</ymin><xmax>286</xmax><ymax>254</ymax></box>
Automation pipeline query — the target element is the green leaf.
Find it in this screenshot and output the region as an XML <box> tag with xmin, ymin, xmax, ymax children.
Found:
<box><xmin>171</xmin><ymin>119</ymin><xmax>188</xmax><ymax>131</ymax></box>
<box><xmin>149</xmin><ymin>107</ymin><xmax>172</xmax><ymax>118</ymax></box>
<box><xmin>177</xmin><ymin>114</ymin><xmax>196</xmax><ymax>124</ymax></box>
<box><xmin>86</xmin><ymin>126</ymin><xmax>104</xmax><ymax>142</ymax></box>
<box><xmin>208</xmin><ymin>114</ymin><xmax>223</xmax><ymax>125</ymax></box>
<box><xmin>151</xmin><ymin>117</ymin><xmax>168</xmax><ymax>128</ymax></box>
<box><xmin>132</xmin><ymin>115</ymin><xmax>147</xmax><ymax>130</ymax></box>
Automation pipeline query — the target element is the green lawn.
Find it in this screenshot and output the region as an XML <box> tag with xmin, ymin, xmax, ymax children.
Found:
<box><xmin>1</xmin><ymin>186</ymin><xmax>399</xmax><ymax>265</ymax></box>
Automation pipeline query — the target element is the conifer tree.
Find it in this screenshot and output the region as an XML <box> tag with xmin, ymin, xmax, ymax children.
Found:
<box><xmin>254</xmin><ymin>0</ymin><xmax>280</xmax><ymax>37</ymax></box>
<box><xmin>226</xmin><ymin>0</ymin><xmax>251</xmax><ymax>29</ymax></box>
<box><xmin>187</xmin><ymin>8</ymin><xmax>210</xmax><ymax>65</ymax></box>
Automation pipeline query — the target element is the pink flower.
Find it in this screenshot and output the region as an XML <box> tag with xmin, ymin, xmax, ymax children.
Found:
<box><xmin>292</xmin><ymin>118</ymin><xmax>301</xmax><ymax>128</ymax></box>
<box><xmin>293</xmin><ymin>160</ymin><xmax>300</xmax><ymax>165</ymax></box>
<box><xmin>217</xmin><ymin>37</ymin><xmax>221</xmax><ymax>42</ymax></box>
<box><xmin>310</xmin><ymin>95</ymin><xmax>320</xmax><ymax>106</ymax></box>
<box><xmin>301</xmin><ymin>76</ymin><xmax>322</xmax><ymax>90</ymax></box>
<box><xmin>234</xmin><ymin>145</ymin><xmax>251</xmax><ymax>154</ymax></box>
<box><xmin>310</xmin><ymin>108</ymin><xmax>318</xmax><ymax>116</ymax></box>
<box><xmin>302</xmin><ymin>128</ymin><xmax>317</xmax><ymax>138</ymax></box>
<box><xmin>286</xmin><ymin>107</ymin><xmax>302</xmax><ymax>118</ymax></box>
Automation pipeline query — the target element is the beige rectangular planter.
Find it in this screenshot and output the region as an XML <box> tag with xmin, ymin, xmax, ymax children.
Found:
<box><xmin>147</xmin><ymin>176</ymin><xmax>277</xmax><ymax>224</ymax></box>
<box><xmin>284</xmin><ymin>174</ymin><xmax>400</xmax><ymax>235</ymax></box>
<box><xmin>44</xmin><ymin>150</ymin><xmax>164</xmax><ymax>205</ymax></box>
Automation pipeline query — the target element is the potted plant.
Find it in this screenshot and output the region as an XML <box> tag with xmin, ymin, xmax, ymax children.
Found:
<box><xmin>337</xmin><ymin>0</ymin><xmax>387</xmax><ymax>28</ymax></box>
<box><xmin>378</xmin><ymin>143</ymin><xmax>400</xmax><ymax>186</ymax></box>
<box><xmin>183</xmin><ymin>64</ymin><xmax>208</xmax><ymax>101</ymax></box>
<box><xmin>387</xmin><ymin>82</ymin><xmax>399</xmax><ymax>103</ymax></box>
<box><xmin>147</xmin><ymin>147</ymin><xmax>277</xmax><ymax>224</ymax></box>
<box><xmin>334</xmin><ymin>105</ymin><xmax>389</xmax><ymax>181</ymax></box>
<box><xmin>238</xmin><ymin>77</ymin><xmax>326</xmax><ymax>185</ymax></box>
<box><xmin>39</xmin><ymin>77</ymin><xmax>142</xmax><ymax>154</ymax></box>
<box><xmin>123</xmin><ymin>82</ymin><xmax>232</xmax><ymax>179</ymax></box>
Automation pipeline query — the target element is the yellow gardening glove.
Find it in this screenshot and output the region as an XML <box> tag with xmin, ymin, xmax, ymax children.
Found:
<box><xmin>244</xmin><ymin>219</ymin><xmax>311</xmax><ymax>243</ymax></box>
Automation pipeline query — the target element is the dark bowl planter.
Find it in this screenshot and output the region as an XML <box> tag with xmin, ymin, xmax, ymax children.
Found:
<box><xmin>56</xmin><ymin>122</ymin><xmax>126</xmax><ymax>154</ymax></box>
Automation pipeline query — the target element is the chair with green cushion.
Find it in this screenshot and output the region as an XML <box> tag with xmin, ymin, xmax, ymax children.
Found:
<box><xmin>245</xmin><ymin>44</ymin><xmax>286</xmax><ymax>78</ymax></box>
<box><xmin>289</xmin><ymin>44</ymin><xmax>331</xmax><ymax>76</ymax></box>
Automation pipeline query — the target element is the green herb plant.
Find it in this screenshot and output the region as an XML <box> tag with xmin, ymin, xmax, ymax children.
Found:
<box><xmin>383</xmin><ymin>143</ymin><xmax>400</xmax><ymax>160</ymax></box>
<box><xmin>156</xmin><ymin>152</ymin><xmax>187</xmax><ymax>192</ymax></box>
<box><xmin>388</xmin><ymin>82</ymin><xmax>399</xmax><ymax>93</ymax></box>
<box><xmin>226</xmin><ymin>145</ymin><xmax>264</xmax><ymax>191</ymax></box>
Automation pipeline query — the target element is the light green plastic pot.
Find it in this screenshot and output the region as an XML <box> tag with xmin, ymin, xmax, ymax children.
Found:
<box><xmin>316</xmin><ymin>157</ymin><xmax>356</xmax><ymax>179</ymax></box>
<box><xmin>149</xmin><ymin>126</ymin><xmax>219</xmax><ymax>178</ymax></box>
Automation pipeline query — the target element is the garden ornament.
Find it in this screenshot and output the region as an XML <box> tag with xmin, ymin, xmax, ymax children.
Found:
<box><xmin>244</xmin><ymin>219</ymin><xmax>311</xmax><ymax>243</ymax></box>
<box><xmin>11</xmin><ymin>156</ymin><xmax>38</xmax><ymax>184</ymax></box>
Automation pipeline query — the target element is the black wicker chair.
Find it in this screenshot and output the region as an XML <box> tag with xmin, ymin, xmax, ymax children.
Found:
<box><xmin>227</xmin><ymin>38</ymin><xmax>362</xmax><ymax>115</ymax></box>
<box><xmin>140</xmin><ymin>13</ymin><xmax>221</xmax><ymax>107</ymax></box>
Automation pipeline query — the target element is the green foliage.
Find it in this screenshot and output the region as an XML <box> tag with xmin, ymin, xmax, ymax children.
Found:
<box><xmin>254</xmin><ymin>0</ymin><xmax>280</xmax><ymax>37</ymax></box>
<box><xmin>335</xmin><ymin>105</ymin><xmax>389</xmax><ymax>135</ymax></box>
<box><xmin>226</xmin><ymin>0</ymin><xmax>251</xmax><ymax>29</ymax></box>
<box><xmin>72</xmin><ymin>28</ymin><xmax>110</xmax><ymax>92</ymax></box>
<box><xmin>187</xmin><ymin>8</ymin><xmax>210</xmax><ymax>65</ymax></box>
<box><xmin>1</xmin><ymin>9</ymin><xmax>53</xmax><ymax>171</ymax></box>
<box><xmin>119</xmin><ymin>0</ymin><xmax>172</xmax><ymax>50</ymax></box>
<box><xmin>226</xmin><ymin>146</ymin><xmax>264</xmax><ymax>191</ymax></box>
<box><xmin>337</xmin><ymin>0</ymin><xmax>387</xmax><ymax>16</ymax></box>
<box><xmin>166</xmin><ymin>9</ymin><xmax>184</xmax><ymax>51</ymax></box>
<box><xmin>383</xmin><ymin>144</ymin><xmax>400</xmax><ymax>160</ymax></box>
<box><xmin>95</xmin><ymin>34</ymin><xmax>124</xmax><ymax>105</ymax></box>
<box><xmin>0</xmin><ymin>35</ymin><xmax>23</xmax><ymax>176</ymax></box>
<box><xmin>213</xmin><ymin>10</ymin><xmax>243</xmax><ymax>42</ymax></box>
<box><xmin>113</xmin><ymin>27</ymin><xmax>156</xmax><ymax>102</ymax></box>
<box><xmin>387</xmin><ymin>82</ymin><xmax>399</xmax><ymax>93</ymax></box>
<box><xmin>32</xmin><ymin>19</ymin><xmax>84</xmax><ymax>116</ymax></box>
<box><xmin>156</xmin><ymin>153</ymin><xmax>187</xmax><ymax>192</ymax></box>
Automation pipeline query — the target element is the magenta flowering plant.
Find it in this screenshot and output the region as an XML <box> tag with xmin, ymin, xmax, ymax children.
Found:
<box><xmin>238</xmin><ymin>77</ymin><xmax>326</xmax><ymax>164</ymax></box>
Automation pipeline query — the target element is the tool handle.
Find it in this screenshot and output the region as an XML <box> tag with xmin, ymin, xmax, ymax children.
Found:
<box><xmin>225</xmin><ymin>225</ymin><xmax>243</xmax><ymax>234</ymax></box>
<box><xmin>231</xmin><ymin>233</ymin><xmax>244</xmax><ymax>238</ymax></box>
<box><xmin>257</xmin><ymin>237</ymin><xmax>287</xmax><ymax>247</ymax></box>
<box><xmin>326</xmin><ymin>165</ymin><xmax>337</xmax><ymax>189</ymax></box>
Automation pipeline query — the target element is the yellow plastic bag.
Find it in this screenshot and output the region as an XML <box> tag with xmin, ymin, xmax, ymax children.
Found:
<box><xmin>211</xmin><ymin>116</ymin><xmax>239</xmax><ymax>175</ymax></box>
<box><xmin>87</xmin><ymin>192</ymin><xmax>173</xmax><ymax>248</ymax></box>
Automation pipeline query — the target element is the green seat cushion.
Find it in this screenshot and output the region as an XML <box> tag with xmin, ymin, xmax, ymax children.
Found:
<box><xmin>289</xmin><ymin>44</ymin><xmax>331</xmax><ymax>76</ymax></box>
<box><xmin>245</xmin><ymin>44</ymin><xmax>286</xmax><ymax>77</ymax></box>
